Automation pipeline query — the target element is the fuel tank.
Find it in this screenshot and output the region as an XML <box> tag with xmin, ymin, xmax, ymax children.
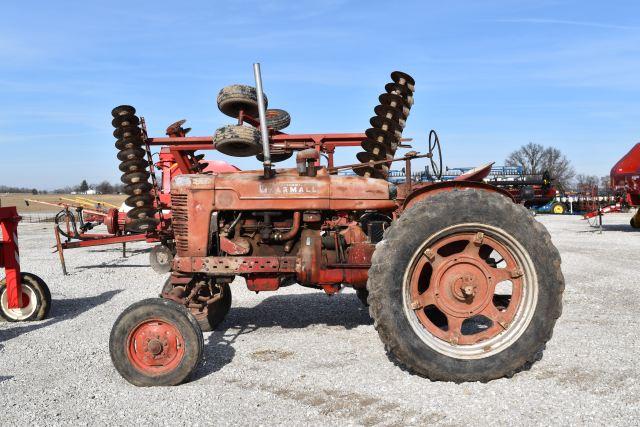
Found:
<box><xmin>171</xmin><ymin>167</ymin><xmax>397</xmax><ymax>211</ymax></box>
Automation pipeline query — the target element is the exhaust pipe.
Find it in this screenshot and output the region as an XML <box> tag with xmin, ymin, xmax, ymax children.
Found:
<box><xmin>253</xmin><ymin>63</ymin><xmax>272</xmax><ymax>177</ymax></box>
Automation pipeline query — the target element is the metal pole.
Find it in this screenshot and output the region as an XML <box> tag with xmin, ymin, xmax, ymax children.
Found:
<box><xmin>253</xmin><ymin>63</ymin><xmax>272</xmax><ymax>176</ymax></box>
<box><xmin>54</xmin><ymin>226</ymin><xmax>68</xmax><ymax>276</ymax></box>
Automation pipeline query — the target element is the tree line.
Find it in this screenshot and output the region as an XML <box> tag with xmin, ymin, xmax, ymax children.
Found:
<box><xmin>0</xmin><ymin>180</ymin><xmax>125</xmax><ymax>195</ymax></box>
<box><xmin>505</xmin><ymin>142</ymin><xmax>610</xmax><ymax>193</ymax></box>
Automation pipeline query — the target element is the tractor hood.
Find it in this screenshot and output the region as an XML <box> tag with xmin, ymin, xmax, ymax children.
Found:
<box><xmin>171</xmin><ymin>167</ymin><xmax>397</xmax><ymax>211</ymax></box>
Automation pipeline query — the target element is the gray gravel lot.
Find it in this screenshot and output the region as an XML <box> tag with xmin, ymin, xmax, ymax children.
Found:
<box><xmin>1</xmin><ymin>213</ymin><xmax>639</xmax><ymax>425</ymax></box>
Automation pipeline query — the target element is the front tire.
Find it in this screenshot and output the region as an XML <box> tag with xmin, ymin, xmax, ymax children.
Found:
<box><xmin>368</xmin><ymin>189</ymin><xmax>564</xmax><ymax>382</ymax></box>
<box><xmin>0</xmin><ymin>272</ymin><xmax>51</xmax><ymax>321</ymax></box>
<box><xmin>109</xmin><ymin>298</ymin><xmax>203</xmax><ymax>386</ymax></box>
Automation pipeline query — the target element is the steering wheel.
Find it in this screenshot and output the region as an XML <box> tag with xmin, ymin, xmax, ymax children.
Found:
<box><xmin>428</xmin><ymin>129</ymin><xmax>443</xmax><ymax>180</ymax></box>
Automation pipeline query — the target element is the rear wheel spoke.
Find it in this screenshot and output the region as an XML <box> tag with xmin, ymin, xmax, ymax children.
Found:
<box><xmin>446</xmin><ymin>315</ymin><xmax>464</xmax><ymax>343</ymax></box>
<box><xmin>411</xmin><ymin>287</ymin><xmax>435</xmax><ymax>310</ymax></box>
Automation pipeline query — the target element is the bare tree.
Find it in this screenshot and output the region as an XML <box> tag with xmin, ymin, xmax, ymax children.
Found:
<box><xmin>505</xmin><ymin>142</ymin><xmax>545</xmax><ymax>175</ymax></box>
<box><xmin>540</xmin><ymin>147</ymin><xmax>574</xmax><ymax>190</ymax></box>
<box><xmin>574</xmin><ymin>174</ymin><xmax>599</xmax><ymax>192</ymax></box>
<box><xmin>506</xmin><ymin>142</ymin><xmax>575</xmax><ymax>189</ymax></box>
<box><xmin>600</xmin><ymin>175</ymin><xmax>612</xmax><ymax>195</ymax></box>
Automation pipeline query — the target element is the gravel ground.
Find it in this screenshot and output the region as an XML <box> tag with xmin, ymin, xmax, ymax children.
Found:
<box><xmin>1</xmin><ymin>213</ymin><xmax>639</xmax><ymax>426</ymax></box>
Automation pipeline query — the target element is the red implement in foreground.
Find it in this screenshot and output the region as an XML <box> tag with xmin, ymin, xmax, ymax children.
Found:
<box><xmin>0</xmin><ymin>206</ymin><xmax>51</xmax><ymax>321</ymax></box>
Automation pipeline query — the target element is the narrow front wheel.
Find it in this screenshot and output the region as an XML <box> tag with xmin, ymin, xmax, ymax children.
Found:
<box><xmin>109</xmin><ymin>298</ymin><xmax>203</xmax><ymax>386</ymax></box>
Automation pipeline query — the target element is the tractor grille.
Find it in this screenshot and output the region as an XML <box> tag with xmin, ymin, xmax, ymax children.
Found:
<box><xmin>171</xmin><ymin>194</ymin><xmax>189</xmax><ymax>255</ymax></box>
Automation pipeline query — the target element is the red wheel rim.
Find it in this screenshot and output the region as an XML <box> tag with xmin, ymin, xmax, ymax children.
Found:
<box><xmin>409</xmin><ymin>231</ymin><xmax>524</xmax><ymax>346</ymax></box>
<box><xmin>126</xmin><ymin>319</ymin><xmax>185</xmax><ymax>375</ymax></box>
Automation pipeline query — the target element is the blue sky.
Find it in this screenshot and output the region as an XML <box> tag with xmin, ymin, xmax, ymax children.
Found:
<box><xmin>0</xmin><ymin>0</ymin><xmax>639</xmax><ymax>189</ymax></box>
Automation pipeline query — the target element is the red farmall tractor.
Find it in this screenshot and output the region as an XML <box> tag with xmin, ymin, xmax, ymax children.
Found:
<box><xmin>109</xmin><ymin>65</ymin><xmax>564</xmax><ymax>386</ymax></box>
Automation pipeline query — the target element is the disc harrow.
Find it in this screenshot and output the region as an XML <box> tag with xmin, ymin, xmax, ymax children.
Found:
<box><xmin>355</xmin><ymin>71</ymin><xmax>415</xmax><ymax>179</ymax></box>
<box><xmin>111</xmin><ymin>105</ymin><xmax>159</xmax><ymax>232</ymax></box>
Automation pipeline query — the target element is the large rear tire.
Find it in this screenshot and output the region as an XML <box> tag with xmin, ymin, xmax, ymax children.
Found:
<box><xmin>109</xmin><ymin>298</ymin><xmax>203</xmax><ymax>386</ymax></box>
<box><xmin>0</xmin><ymin>272</ymin><xmax>51</xmax><ymax>321</ymax></box>
<box><xmin>367</xmin><ymin>189</ymin><xmax>564</xmax><ymax>382</ymax></box>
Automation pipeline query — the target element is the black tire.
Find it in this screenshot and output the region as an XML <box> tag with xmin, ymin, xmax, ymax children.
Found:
<box><xmin>265</xmin><ymin>109</ymin><xmax>291</xmax><ymax>131</ymax></box>
<box><xmin>256</xmin><ymin>151</ymin><xmax>293</xmax><ymax>163</ymax></box>
<box><xmin>355</xmin><ymin>288</ymin><xmax>369</xmax><ymax>307</ymax></box>
<box><xmin>150</xmin><ymin>245</ymin><xmax>174</xmax><ymax>274</ymax></box>
<box><xmin>216</xmin><ymin>84</ymin><xmax>268</xmax><ymax>118</ymax></box>
<box><xmin>109</xmin><ymin>298</ymin><xmax>203</xmax><ymax>386</ymax></box>
<box><xmin>0</xmin><ymin>272</ymin><xmax>51</xmax><ymax>321</ymax></box>
<box><xmin>367</xmin><ymin>189</ymin><xmax>564</xmax><ymax>382</ymax></box>
<box><xmin>161</xmin><ymin>279</ymin><xmax>232</xmax><ymax>332</ymax></box>
<box><xmin>213</xmin><ymin>125</ymin><xmax>263</xmax><ymax>157</ymax></box>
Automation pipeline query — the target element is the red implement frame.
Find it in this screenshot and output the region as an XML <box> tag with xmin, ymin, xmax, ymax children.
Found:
<box><xmin>0</xmin><ymin>207</ymin><xmax>24</xmax><ymax>309</ymax></box>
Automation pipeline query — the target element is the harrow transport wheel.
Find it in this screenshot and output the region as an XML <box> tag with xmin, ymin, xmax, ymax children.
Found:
<box><xmin>213</xmin><ymin>125</ymin><xmax>263</xmax><ymax>157</ymax></box>
<box><xmin>109</xmin><ymin>298</ymin><xmax>203</xmax><ymax>387</ymax></box>
<box><xmin>150</xmin><ymin>245</ymin><xmax>174</xmax><ymax>274</ymax></box>
<box><xmin>367</xmin><ymin>189</ymin><xmax>564</xmax><ymax>382</ymax></box>
<box><xmin>0</xmin><ymin>273</ymin><xmax>51</xmax><ymax>321</ymax></box>
<box><xmin>265</xmin><ymin>109</ymin><xmax>291</xmax><ymax>131</ymax></box>
<box><xmin>217</xmin><ymin>84</ymin><xmax>267</xmax><ymax>118</ymax></box>
<box><xmin>161</xmin><ymin>279</ymin><xmax>232</xmax><ymax>332</ymax></box>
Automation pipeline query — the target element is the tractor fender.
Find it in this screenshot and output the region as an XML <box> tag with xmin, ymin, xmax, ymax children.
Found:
<box><xmin>402</xmin><ymin>181</ymin><xmax>515</xmax><ymax>211</ymax></box>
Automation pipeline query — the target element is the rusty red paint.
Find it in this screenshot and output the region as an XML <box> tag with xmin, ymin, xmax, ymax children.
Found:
<box><xmin>408</xmin><ymin>232</ymin><xmax>523</xmax><ymax>345</ymax></box>
<box><xmin>0</xmin><ymin>207</ymin><xmax>23</xmax><ymax>309</ymax></box>
<box><xmin>126</xmin><ymin>319</ymin><xmax>185</xmax><ymax>374</ymax></box>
